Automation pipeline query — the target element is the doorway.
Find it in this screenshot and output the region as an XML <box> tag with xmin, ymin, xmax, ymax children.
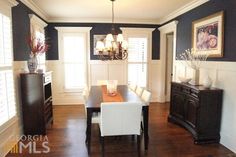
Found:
<box><xmin>157</xmin><ymin>20</ymin><xmax>178</xmax><ymax>103</ymax></box>
<box><xmin>165</xmin><ymin>33</ymin><xmax>174</xmax><ymax>102</ymax></box>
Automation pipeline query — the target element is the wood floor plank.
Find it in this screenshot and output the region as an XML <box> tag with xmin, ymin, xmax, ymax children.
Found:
<box><xmin>6</xmin><ymin>103</ymin><xmax>235</xmax><ymax>157</ymax></box>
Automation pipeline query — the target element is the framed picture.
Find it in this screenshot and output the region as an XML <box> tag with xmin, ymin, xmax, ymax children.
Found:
<box><xmin>93</xmin><ymin>35</ymin><xmax>107</xmax><ymax>55</ymax></box>
<box><xmin>192</xmin><ymin>11</ymin><xmax>224</xmax><ymax>57</ymax></box>
<box><xmin>93</xmin><ymin>34</ymin><xmax>119</xmax><ymax>55</ymax></box>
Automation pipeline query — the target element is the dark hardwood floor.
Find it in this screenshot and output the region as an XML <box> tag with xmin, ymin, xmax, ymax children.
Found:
<box><xmin>7</xmin><ymin>103</ymin><xmax>235</xmax><ymax>157</ymax></box>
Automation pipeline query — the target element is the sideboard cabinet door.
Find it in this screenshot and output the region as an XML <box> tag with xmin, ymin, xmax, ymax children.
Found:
<box><xmin>168</xmin><ymin>82</ymin><xmax>223</xmax><ymax>144</ymax></box>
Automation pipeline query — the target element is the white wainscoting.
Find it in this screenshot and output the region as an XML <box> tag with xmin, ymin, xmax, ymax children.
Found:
<box><xmin>89</xmin><ymin>60</ymin><xmax>127</xmax><ymax>86</ymax></box>
<box><xmin>45</xmin><ymin>59</ymin><xmax>160</xmax><ymax>105</ymax></box>
<box><xmin>173</xmin><ymin>60</ymin><xmax>236</xmax><ymax>153</ymax></box>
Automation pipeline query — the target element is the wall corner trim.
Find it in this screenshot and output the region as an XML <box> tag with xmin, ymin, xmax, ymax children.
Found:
<box><xmin>158</xmin><ymin>0</ymin><xmax>209</xmax><ymax>24</ymax></box>
<box><xmin>158</xmin><ymin>20</ymin><xmax>178</xmax><ymax>31</ymax></box>
<box><xmin>29</xmin><ymin>14</ymin><xmax>47</xmax><ymax>28</ymax></box>
<box><xmin>20</xmin><ymin>0</ymin><xmax>48</xmax><ymax>21</ymax></box>
<box><xmin>7</xmin><ymin>0</ymin><xmax>18</xmax><ymax>7</ymax></box>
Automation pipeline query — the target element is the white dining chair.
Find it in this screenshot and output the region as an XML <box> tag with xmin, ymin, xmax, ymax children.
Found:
<box><xmin>141</xmin><ymin>89</ymin><xmax>152</xmax><ymax>106</ymax></box>
<box><xmin>140</xmin><ymin>89</ymin><xmax>151</xmax><ymax>131</ymax></box>
<box><xmin>99</xmin><ymin>102</ymin><xmax>142</xmax><ymax>156</ymax></box>
<box><xmin>82</xmin><ymin>87</ymin><xmax>100</xmax><ymax>124</ymax></box>
<box><xmin>97</xmin><ymin>80</ymin><xmax>108</xmax><ymax>86</ymax></box>
<box><xmin>129</xmin><ymin>84</ymin><xmax>137</xmax><ymax>91</ymax></box>
<box><xmin>135</xmin><ymin>86</ymin><xmax>144</xmax><ymax>97</ymax></box>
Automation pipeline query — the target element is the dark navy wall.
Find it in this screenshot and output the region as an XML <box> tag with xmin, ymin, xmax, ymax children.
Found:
<box><xmin>12</xmin><ymin>1</ymin><xmax>47</xmax><ymax>61</ymax></box>
<box><xmin>46</xmin><ymin>23</ymin><xmax>160</xmax><ymax>60</ymax></box>
<box><xmin>170</xmin><ymin>0</ymin><xmax>236</xmax><ymax>61</ymax></box>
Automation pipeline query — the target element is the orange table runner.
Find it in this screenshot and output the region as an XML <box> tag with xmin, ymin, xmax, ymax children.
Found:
<box><xmin>101</xmin><ymin>85</ymin><xmax>124</xmax><ymax>102</ymax></box>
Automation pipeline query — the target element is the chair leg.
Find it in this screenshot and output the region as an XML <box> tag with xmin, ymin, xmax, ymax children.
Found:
<box><xmin>132</xmin><ymin>135</ymin><xmax>135</xmax><ymax>141</ymax></box>
<box><xmin>137</xmin><ymin>135</ymin><xmax>140</xmax><ymax>157</ymax></box>
<box><xmin>141</xmin><ymin>122</ymin><xmax>144</xmax><ymax>132</ymax></box>
<box><xmin>101</xmin><ymin>137</ymin><xmax>105</xmax><ymax>157</ymax></box>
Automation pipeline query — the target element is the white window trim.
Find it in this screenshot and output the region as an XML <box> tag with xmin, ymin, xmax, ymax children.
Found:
<box><xmin>56</xmin><ymin>27</ymin><xmax>92</xmax><ymax>93</ymax></box>
<box><xmin>120</xmin><ymin>27</ymin><xmax>155</xmax><ymax>88</ymax></box>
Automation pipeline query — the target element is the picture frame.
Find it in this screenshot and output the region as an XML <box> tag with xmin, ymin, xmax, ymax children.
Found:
<box><xmin>93</xmin><ymin>34</ymin><xmax>119</xmax><ymax>55</ymax></box>
<box><xmin>192</xmin><ymin>11</ymin><xmax>224</xmax><ymax>57</ymax></box>
<box><xmin>93</xmin><ymin>35</ymin><xmax>108</xmax><ymax>55</ymax></box>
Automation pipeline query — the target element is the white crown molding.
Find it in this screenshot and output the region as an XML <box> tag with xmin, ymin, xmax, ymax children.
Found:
<box><xmin>6</xmin><ymin>0</ymin><xmax>18</xmax><ymax>7</ymax></box>
<box><xmin>48</xmin><ymin>17</ymin><xmax>160</xmax><ymax>25</ymax></box>
<box><xmin>0</xmin><ymin>0</ymin><xmax>18</xmax><ymax>7</ymax></box>
<box><xmin>20</xmin><ymin>0</ymin><xmax>49</xmax><ymax>21</ymax></box>
<box><xmin>20</xmin><ymin>0</ymin><xmax>209</xmax><ymax>25</ymax></box>
<box><xmin>158</xmin><ymin>0</ymin><xmax>210</xmax><ymax>24</ymax></box>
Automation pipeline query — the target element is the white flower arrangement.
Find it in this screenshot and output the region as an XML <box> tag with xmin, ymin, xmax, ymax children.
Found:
<box><xmin>179</xmin><ymin>48</ymin><xmax>208</xmax><ymax>70</ymax></box>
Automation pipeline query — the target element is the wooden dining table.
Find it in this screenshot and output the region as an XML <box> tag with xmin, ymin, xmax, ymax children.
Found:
<box><xmin>85</xmin><ymin>85</ymin><xmax>149</xmax><ymax>154</ymax></box>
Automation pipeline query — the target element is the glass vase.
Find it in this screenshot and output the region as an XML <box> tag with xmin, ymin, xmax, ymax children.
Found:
<box><xmin>190</xmin><ymin>68</ymin><xmax>200</xmax><ymax>85</ymax></box>
<box><xmin>27</xmin><ymin>55</ymin><xmax>38</xmax><ymax>73</ymax></box>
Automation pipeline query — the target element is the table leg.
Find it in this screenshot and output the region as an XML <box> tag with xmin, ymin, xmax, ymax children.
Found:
<box><xmin>86</xmin><ymin>108</ymin><xmax>92</xmax><ymax>154</ymax></box>
<box><xmin>143</xmin><ymin>106</ymin><xmax>149</xmax><ymax>150</ymax></box>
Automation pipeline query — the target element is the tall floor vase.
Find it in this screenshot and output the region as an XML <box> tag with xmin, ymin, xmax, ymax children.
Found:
<box><xmin>27</xmin><ymin>55</ymin><xmax>38</xmax><ymax>73</ymax></box>
<box><xmin>190</xmin><ymin>69</ymin><xmax>200</xmax><ymax>85</ymax></box>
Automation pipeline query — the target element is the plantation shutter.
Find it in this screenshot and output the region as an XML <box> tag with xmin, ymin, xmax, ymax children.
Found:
<box><xmin>0</xmin><ymin>12</ymin><xmax>16</xmax><ymax>126</ymax></box>
<box><xmin>127</xmin><ymin>37</ymin><xmax>148</xmax><ymax>87</ymax></box>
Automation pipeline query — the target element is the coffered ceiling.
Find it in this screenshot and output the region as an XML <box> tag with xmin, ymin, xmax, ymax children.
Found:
<box><xmin>20</xmin><ymin>0</ymin><xmax>209</xmax><ymax>24</ymax></box>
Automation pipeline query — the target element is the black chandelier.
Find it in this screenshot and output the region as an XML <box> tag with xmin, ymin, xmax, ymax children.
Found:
<box><xmin>95</xmin><ymin>0</ymin><xmax>128</xmax><ymax>60</ymax></box>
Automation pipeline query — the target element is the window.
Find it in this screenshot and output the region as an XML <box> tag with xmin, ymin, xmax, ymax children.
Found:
<box><xmin>62</xmin><ymin>33</ymin><xmax>87</xmax><ymax>91</ymax></box>
<box><xmin>127</xmin><ymin>37</ymin><xmax>148</xmax><ymax>87</ymax></box>
<box><xmin>0</xmin><ymin>12</ymin><xmax>16</xmax><ymax>126</ymax></box>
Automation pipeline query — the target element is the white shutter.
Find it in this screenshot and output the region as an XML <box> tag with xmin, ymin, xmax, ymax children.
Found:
<box><xmin>127</xmin><ymin>37</ymin><xmax>148</xmax><ymax>87</ymax></box>
<box><xmin>0</xmin><ymin>12</ymin><xmax>16</xmax><ymax>126</ymax></box>
<box><xmin>128</xmin><ymin>37</ymin><xmax>147</xmax><ymax>62</ymax></box>
<box><xmin>63</xmin><ymin>34</ymin><xmax>86</xmax><ymax>91</ymax></box>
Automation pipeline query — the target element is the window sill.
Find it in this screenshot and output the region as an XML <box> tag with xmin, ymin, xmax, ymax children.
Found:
<box><xmin>0</xmin><ymin>116</ymin><xmax>18</xmax><ymax>134</ymax></box>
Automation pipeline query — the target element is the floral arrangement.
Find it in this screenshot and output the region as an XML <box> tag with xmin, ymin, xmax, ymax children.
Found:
<box><xmin>179</xmin><ymin>48</ymin><xmax>208</xmax><ymax>70</ymax></box>
<box><xmin>27</xmin><ymin>36</ymin><xmax>48</xmax><ymax>56</ymax></box>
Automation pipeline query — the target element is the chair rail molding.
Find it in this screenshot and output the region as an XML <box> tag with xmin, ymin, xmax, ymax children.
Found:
<box><xmin>158</xmin><ymin>20</ymin><xmax>178</xmax><ymax>103</ymax></box>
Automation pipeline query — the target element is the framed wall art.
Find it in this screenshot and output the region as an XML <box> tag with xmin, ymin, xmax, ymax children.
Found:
<box><xmin>192</xmin><ymin>11</ymin><xmax>224</xmax><ymax>57</ymax></box>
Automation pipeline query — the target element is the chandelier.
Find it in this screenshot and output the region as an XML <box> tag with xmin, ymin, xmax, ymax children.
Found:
<box><xmin>95</xmin><ymin>0</ymin><xmax>128</xmax><ymax>60</ymax></box>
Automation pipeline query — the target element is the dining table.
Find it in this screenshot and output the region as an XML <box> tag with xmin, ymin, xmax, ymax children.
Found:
<box><xmin>85</xmin><ymin>85</ymin><xmax>149</xmax><ymax>154</ymax></box>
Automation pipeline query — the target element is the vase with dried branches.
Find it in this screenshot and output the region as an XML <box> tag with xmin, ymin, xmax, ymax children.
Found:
<box><xmin>180</xmin><ymin>49</ymin><xmax>208</xmax><ymax>85</ymax></box>
<box><xmin>27</xmin><ymin>36</ymin><xmax>48</xmax><ymax>73</ymax></box>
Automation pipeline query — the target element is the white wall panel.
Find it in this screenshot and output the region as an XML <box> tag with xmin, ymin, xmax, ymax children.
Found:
<box><xmin>90</xmin><ymin>64</ymin><xmax>108</xmax><ymax>85</ymax></box>
<box><xmin>173</xmin><ymin>60</ymin><xmax>236</xmax><ymax>153</ymax></box>
<box><xmin>108</xmin><ymin>64</ymin><xmax>126</xmax><ymax>85</ymax></box>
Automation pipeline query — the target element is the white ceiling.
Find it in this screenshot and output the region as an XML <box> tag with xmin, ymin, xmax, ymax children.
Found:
<box><xmin>23</xmin><ymin>0</ymin><xmax>209</xmax><ymax>24</ymax></box>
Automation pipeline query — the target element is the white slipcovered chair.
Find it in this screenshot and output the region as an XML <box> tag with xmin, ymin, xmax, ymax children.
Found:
<box><xmin>99</xmin><ymin>102</ymin><xmax>142</xmax><ymax>156</ymax></box>
<box><xmin>82</xmin><ymin>87</ymin><xmax>100</xmax><ymax>124</ymax></box>
<box><xmin>140</xmin><ymin>89</ymin><xmax>152</xmax><ymax>131</ymax></box>
<box><xmin>141</xmin><ymin>90</ymin><xmax>152</xmax><ymax>106</ymax></box>
<box><xmin>135</xmin><ymin>86</ymin><xmax>144</xmax><ymax>97</ymax></box>
<box><xmin>97</xmin><ymin>80</ymin><xmax>108</xmax><ymax>86</ymax></box>
<box><xmin>129</xmin><ymin>84</ymin><xmax>137</xmax><ymax>91</ymax></box>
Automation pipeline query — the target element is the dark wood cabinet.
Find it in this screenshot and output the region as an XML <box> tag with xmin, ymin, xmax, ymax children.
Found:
<box><xmin>20</xmin><ymin>72</ymin><xmax>53</xmax><ymax>135</ymax></box>
<box><xmin>168</xmin><ymin>82</ymin><xmax>223</xmax><ymax>144</ymax></box>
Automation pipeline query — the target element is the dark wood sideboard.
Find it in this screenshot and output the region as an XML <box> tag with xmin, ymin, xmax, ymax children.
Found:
<box><xmin>20</xmin><ymin>72</ymin><xmax>53</xmax><ymax>135</ymax></box>
<box><xmin>168</xmin><ymin>82</ymin><xmax>223</xmax><ymax>144</ymax></box>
